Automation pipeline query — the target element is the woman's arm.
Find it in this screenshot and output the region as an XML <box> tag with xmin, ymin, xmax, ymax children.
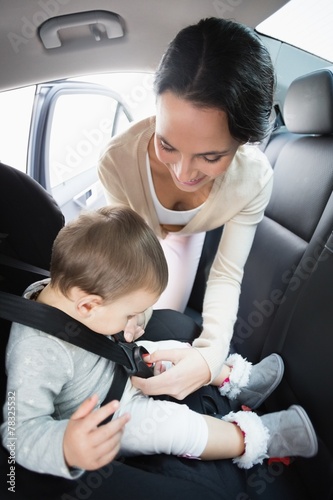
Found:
<box><xmin>192</xmin><ymin>216</ymin><xmax>258</xmax><ymax>380</ymax></box>
<box><xmin>133</xmin><ymin>177</ymin><xmax>273</xmax><ymax>398</ymax></box>
<box><xmin>132</xmin><ymin>346</ymin><xmax>210</xmax><ymax>400</ymax></box>
<box><xmin>131</xmin><ymin>218</ymin><xmax>258</xmax><ymax>399</ymax></box>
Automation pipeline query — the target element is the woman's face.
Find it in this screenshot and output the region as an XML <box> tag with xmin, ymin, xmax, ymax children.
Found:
<box><xmin>154</xmin><ymin>91</ymin><xmax>241</xmax><ymax>192</ymax></box>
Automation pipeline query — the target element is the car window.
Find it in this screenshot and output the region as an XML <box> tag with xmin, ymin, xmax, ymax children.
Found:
<box><xmin>26</xmin><ymin>81</ymin><xmax>134</xmax><ymax>221</ymax></box>
<box><xmin>48</xmin><ymin>92</ymin><xmax>121</xmax><ymax>188</ymax></box>
<box><xmin>0</xmin><ymin>72</ymin><xmax>155</xmax><ymax>222</ymax></box>
<box><xmin>257</xmin><ymin>0</ymin><xmax>333</xmax><ymax>62</ymax></box>
<box><xmin>69</xmin><ymin>72</ymin><xmax>156</xmax><ymax>121</ymax></box>
<box><xmin>0</xmin><ymin>72</ymin><xmax>155</xmax><ymax>178</ymax></box>
<box><xmin>0</xmin><ymin>86</ymin><xmax>35</xmax><ymax>172</ymax></box>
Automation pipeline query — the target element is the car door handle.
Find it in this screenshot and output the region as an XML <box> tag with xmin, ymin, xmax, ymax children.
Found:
<box><xmin>73</xmin><ymin>182</ymin><xmax>104</xmax><ymax>209</ymax></box>
<box><xmin>39</xmin><ymin>10</ymin><xmax>124</xmax><ymax>49</ymax></box>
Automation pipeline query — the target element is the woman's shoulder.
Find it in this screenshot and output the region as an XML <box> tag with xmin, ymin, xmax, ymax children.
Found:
<box><xmin>236</xmin><ymin>144</ymin><xmax>272</xmax><ymax>176</ymax></box>
<box><xmin>225</xmin><ymin>144</ymin><xmax>273</xmax><ymax>190</ymax></box>
<box><xmin>98</xmin><ymin>116</ymin><xmax>156</xmax><ymax>176</ymax></box>
<box><xmin>211</xmin><ymin>144</ymin><xmax>273</xmax><ymax>211</ymax></box>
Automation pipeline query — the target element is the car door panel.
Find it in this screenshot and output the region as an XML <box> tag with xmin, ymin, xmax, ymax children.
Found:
<box><xmin>28</xmin><ymin>81</ymin><xmax>132</xmax><ymax>221</ymax></box>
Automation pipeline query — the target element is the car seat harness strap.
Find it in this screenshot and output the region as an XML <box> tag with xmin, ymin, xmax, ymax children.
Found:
<box><xmin>0</xmin><ymin>290</ymin><xmax>154</xmax><ymax>415</ymax></box>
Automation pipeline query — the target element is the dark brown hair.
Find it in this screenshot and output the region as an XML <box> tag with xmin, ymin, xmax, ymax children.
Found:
<box><xmin>154</xmin><ymin>17</ymin><xmax>275</xmax><ymax>143</ymax></box>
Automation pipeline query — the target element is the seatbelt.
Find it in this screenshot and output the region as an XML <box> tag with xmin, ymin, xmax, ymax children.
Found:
<box><xmin>0</xmin><ymin>253</ymin><xmax>154</xmax><ymax>413</ymax></box>
<box><xmin>99</xmin><ymin>364</ymin><xmax>130</xmax><ymax>425</ymax></box>
<box><xmin>0</xmin><ymin>252</ymin><xmax>51</xmax><ymax>278</ymax></box>
<box><xmin>0</xmin><ymin>290</ymin><xmax>153</xmax><ymax>374</ymax></box>
<box><xmin>0</xmin><ymin>290</ymin><xmax>154</xmax><ymax>419</ymax></box>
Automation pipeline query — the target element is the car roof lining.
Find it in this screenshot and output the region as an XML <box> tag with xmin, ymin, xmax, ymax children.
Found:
<box><xmin>0</xmin><ymin>0</ymin><xmax>289</xmax><ymax>92</ymax></box>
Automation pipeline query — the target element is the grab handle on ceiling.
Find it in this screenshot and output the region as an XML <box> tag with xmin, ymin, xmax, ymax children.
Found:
<box><xmin>39</xmin><ymin>10</ymin><xmax>124</xmax><ymax>49</ymax></box>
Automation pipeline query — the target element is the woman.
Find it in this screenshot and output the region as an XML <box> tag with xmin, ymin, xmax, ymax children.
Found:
<box><xmin>98</xmin><ymin>17</ymin><xmax>275</xmax><ymax>400</ymax></box>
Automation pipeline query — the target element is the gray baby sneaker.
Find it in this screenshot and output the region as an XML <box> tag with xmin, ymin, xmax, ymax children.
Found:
<box><xmin>222</xmin><ymin>404</ymin><xmax>318</xmax><ymax>469</ymax></box>
<box><xmin>219</xmin><ymin>353</ymin><xmax>284</xmax><ymax>410</ymax></box>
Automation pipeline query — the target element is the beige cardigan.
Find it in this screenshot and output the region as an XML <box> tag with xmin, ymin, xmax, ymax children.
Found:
<box><xmin>98</xmin><ymin>117</ymin><xmax>273</xmax><ymax>381</ymax></box>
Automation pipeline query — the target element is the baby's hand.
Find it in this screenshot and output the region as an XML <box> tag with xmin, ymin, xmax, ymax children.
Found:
<box><xmin>123</xmin><ymin>314</ymin><xmax>145</xmax><ymax>342</ymax></box>
<box><xmin>63</xmin><ymin>394</ymin><xmax>129</xmax><ymax>471</ymax></box>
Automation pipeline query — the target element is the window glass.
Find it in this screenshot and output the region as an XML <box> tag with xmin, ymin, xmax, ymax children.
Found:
<box><xmin>69</xmin><ymin>72</ymin><xmax>156</xmax><ymax>120</ymax></box>
<box><xmin>114</xmin><ymin>106</ymin><xmax>132</xmax><ymax>136</ymax></box>
<box><xmin>257</xmin><ymin>0</ymin><xmax>333</xmax><ymax>62</ymax></box>
<box><xmin>0</xmin><ymin>86</ymin><xmax>35</xmax><ymax>172</ymax></box>
<box><xmin>48</xmin><ymin>93</ymin><xmax>124</xmax><ymax>188</ymax></box>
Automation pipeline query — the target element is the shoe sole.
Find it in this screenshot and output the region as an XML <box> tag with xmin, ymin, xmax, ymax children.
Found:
<box><xmin>289</xmin><ymin>405</ymin><xmax>318</xmax><ymax>457</ymax></box>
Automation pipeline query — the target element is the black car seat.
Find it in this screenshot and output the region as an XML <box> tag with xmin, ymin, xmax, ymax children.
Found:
<box><xmin>0</xmin><ymin>162</ymin><xmax>65</xmax><ymax>500</ymax></box>
<box><xmin>0</xmin><ymin>161</ymin><xmax>65</xmax><ymax>417</ymax></box>
<box><xmin>234</xmin><ymin>67</ymin><xmax>333</xmax><ymax>499</ymax></box>
<box><xmin>0</xmin><ymin>162</ymin><xmax>65</xmax><ymax>275</ymax></box>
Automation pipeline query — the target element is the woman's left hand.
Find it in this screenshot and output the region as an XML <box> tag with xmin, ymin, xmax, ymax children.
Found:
<box><xmin>131</xmin><ymin>347</ymin><xmax>211</xmax><ymax>400</ymax></box>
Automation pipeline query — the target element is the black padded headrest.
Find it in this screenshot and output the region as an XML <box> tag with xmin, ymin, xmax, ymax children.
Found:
<box><xmin>284</xmin><ymin>67</ymin><xmax>333</xmax><ymax>135</ymax></box>
<box><xmin>0</xmin><ymin>162</ymin><xmax>64</xmax><ymax>270</ymax></box>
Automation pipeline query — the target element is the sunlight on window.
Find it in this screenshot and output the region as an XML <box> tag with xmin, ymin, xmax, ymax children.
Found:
<box><xmin>69</xmin><ymin>73</ymin><xmax>156</xmax><ymax>120</ymax></box>
<box><xmin>257</xmin><ymin>0</ymin><xmax>333</xmax><ymax>62</ymax></box>
<box><xmin>0</xmin><ymin>86</ymin><xmax>35</xmax><ymax>172</ymax></box>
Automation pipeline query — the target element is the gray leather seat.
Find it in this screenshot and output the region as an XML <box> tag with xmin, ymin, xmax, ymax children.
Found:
<box><xmin>235</xmin><ymin>67</ymin><xmax>333</xmax><ymax>499</ymax></box>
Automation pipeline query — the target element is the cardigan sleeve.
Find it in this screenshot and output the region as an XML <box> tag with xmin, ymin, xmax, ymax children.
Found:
<box><xmin>192</xmin><ymin>176</ymin><xmax>273</xmax><ymax>381</ymax></box>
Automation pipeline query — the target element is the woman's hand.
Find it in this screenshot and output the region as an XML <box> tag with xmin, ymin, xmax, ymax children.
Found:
<box><xmin>132</xmin><ymin>347</ymin><xmax>211</xmax><ymax>400</ymax></box>
<box><xmin>63</xmin><ymin>394</ymin><xmax>130</xmax><ymax>471</ymax></box>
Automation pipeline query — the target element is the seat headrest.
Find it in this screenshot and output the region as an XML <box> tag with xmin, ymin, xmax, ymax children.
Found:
<box><xmin>283</xmin><ymin>67</ymin><xmax>333</xmax><ymax>135</ymax></box>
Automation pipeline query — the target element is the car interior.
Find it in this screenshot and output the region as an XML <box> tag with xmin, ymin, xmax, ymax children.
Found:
<box><xmin>1</xmin><ymin>1</ymin><xmax>333</xmax><ymax>499</ymax></box>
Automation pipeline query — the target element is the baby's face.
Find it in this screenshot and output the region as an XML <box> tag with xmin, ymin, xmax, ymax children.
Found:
<box><xmin>90</xmin><ymin>288</ymin><xmax>159</xmax><ymax>337</ymax></box>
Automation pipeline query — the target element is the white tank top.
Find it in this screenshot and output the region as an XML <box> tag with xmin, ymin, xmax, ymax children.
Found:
<box><xmin>146</xmin><ymin>154</ymin><xmax>203</xmax><ymax>225</ymax></box>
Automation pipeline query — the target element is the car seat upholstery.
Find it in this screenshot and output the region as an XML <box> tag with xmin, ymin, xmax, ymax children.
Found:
<box><xmin>233</xmin><ymin>67</ymin><xmax>333</xmax><ymax>499</ymax></box>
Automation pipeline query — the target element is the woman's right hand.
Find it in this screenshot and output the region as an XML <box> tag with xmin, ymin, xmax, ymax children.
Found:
<box><xmin>63</xmin><ymin>394</ymin><xmax>130</xmax><ymax>471</ymax></box>
<box><xmin>132</xmin><ymin>346</ymin><xmax>211</xmax><ymax>400</ymax></box>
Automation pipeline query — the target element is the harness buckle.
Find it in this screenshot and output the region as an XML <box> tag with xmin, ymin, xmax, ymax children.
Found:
<box><xmin>118</xmin><ymin>341</ymin><xmax>154</xmax><ymax>378</ymax></box>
